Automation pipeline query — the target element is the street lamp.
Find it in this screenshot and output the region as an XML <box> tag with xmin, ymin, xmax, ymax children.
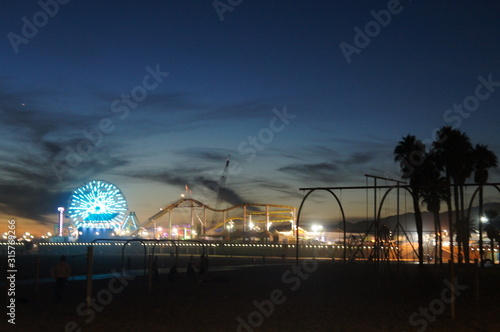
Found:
<box><xmin>57</xmin><ymin>207</ymin><xmax>65</xmax><ymax>237</ymax></box>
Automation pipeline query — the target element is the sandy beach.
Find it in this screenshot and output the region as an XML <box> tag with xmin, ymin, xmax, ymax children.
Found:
<box><xmin>3</xmin><ymin>258</ymin><xmax>499</xmax><ymax>332</ymax></box>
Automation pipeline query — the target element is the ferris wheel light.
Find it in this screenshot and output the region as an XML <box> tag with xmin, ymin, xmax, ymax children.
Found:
<box><xmin>68</xmin><ymin>180</ymin><xmax>128</xmax><ymax>230</ymax></box>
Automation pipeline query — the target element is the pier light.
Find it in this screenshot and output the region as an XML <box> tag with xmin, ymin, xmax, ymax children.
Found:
<box><xmin>311</xmin><ymin>225</ymin><xmax>323</xmax><ymax>232</ymax></box>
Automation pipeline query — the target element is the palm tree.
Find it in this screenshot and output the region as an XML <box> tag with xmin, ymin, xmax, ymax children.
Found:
<box><xmin>433</xmin><ymin>127</ymin><xmax>474</xmax><ymax>263</ymax></box>
<box><xmin>473</xmin><ymin>144</ymin><xmax>498</xmax><ymax>266</ymax></box>
<box><xmin>458</xmin><ymin>148</ymin><xmax>475</xmax><ymax>263</ymax></box>
<box><xmin>394</xmin><ymin>135</ymin><xmax>426</xmax><ymax>266</ymax></box>
<box><xmin>484</xmin><ymin>222</ymin><xmax>500</xmax><ymax>264</ymax></box>
<box><xmin>457</xmin><ymin>218</ymin><xmax>477</xmax><ymax>247</ymax></box>
<box><xmin>433</xmin><ymin>127</ymin><xmax>456</xmax><ymax>263</ymax></box>
<box><xmin>420</xmin><ymin>153</ymin><xmax>448</xmax><ymax>265</ymax></box>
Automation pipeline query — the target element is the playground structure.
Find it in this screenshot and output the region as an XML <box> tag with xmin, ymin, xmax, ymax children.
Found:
<box><xmin>295</xmin><ymin>174</ymin><xmax>500</xmax><ymax>265</ymax></box>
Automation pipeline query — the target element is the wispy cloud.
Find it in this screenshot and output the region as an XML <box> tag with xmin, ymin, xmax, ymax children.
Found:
<box><xmin>338</xmin><ymin>151</ymin><xmax>375</xmax><ymax>166</ymax></box>
<box><xmin>277</xmin><ymin>148</ymin><xmax>381</xmax><ymax>185</ymax></box>
<box><xmin>0</xmin><ymin>139</ymin><xmax>131</xmax><ymax>224</ymax></box>
<box><xmin>197</xmin><ymin>100</ymin><xmax>273</xmax><ymax>121</ymax></box>
<box><xmin>279</xmin><ymin>162</ymin><xmax>340</xmax><ymax>183</ymax></box>
<box><xmin>90</xmin><ymin>90</ymin><xmax>208</xmax><ymax>114</ymax></box>
<box><xmin>0</xmin><ymin>86</ymin><xmax>134</xmax><ymax>223</ymax></box>
<box><xmin>245</xmin><ymin>178</ymin><xmax>303</xmax><ymax>202</ymax></box>
<box><xmin>125</xmin><ymin>166</ymin><xmax>249</xmax><ymax>207</ymax></box>
<box><xmin>174</xmin><ymin>148</ymin><xmax>231</xmax><ymax>164</ymax></box>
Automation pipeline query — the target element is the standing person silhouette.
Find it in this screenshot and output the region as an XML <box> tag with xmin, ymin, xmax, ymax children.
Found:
<box><xmin>187</xmin><ymin>255</ymin><xmax>196</xmax><ymax>282</ymax></box>
<box><xmin>50</xmin><ymin>255</ymin><xmax>71</xmax><ymax>303</ymax></box>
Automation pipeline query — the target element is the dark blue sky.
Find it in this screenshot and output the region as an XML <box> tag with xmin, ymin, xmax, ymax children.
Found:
<box><xmin>1</xmin><ymin>0</ymin><xmax>499</xmax><ymax>234</ymax></box>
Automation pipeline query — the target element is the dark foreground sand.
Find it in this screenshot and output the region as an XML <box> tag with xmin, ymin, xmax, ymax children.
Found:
<box><xmin>3</xmin><ymin>260</ymin><xmax>499</xmax><ymax>332</ymax></box>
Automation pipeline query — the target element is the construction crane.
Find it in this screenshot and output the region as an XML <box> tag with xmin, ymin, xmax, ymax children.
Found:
<box><xmin>211</xmin><ymin>155</ymin><xmax>231</xmax><ymax>225</ymax></box>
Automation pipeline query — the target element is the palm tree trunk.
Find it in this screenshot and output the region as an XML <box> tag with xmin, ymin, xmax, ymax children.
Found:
<box><xmin>478</xmin><ymin>185</ymin><xmax>484</xmax><ymax>267</ymax></box>
<box><xmin>434</xmin><ymin>210</ymin><xmax>443</xmax><ymax>265</ymax></box>
<box><xmin>412</xmin><ymin>192</ymin><xmax>424</xmax><ymax>266</ymax></box>
<box><xmin>434</xmin><ymin>213</ymin><xmax>439</xmax><ymax>264</ymax></box>
<box><xmin>453</xmin><ymin>183</ymin><xmax>462</xmax><ymax>263</ymax></box>
<box><xmin>491</xmin><ymin>239</ymin><xmax>495</xmax><ymax>264</ymax></box>
<box><xmin>460</xmin><ymin>184</ymin><xmax>470</xmax><ymax>263</ymax></box>
<box><xmin>445</xmin><ymin>179</ymin><xmax>454</xmax><ymax>263</ymax></box>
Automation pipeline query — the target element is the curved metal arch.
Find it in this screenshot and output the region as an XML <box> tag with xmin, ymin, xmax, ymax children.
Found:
<box><xmin>295</xmin><ymin>188</ymin><xmax>347</xmax><ymax>266</ymax></box>
<box><xmin>465</xmin><ymin>184</ymin><xmax>500</xmax><ymax>224</ymax></box>
<box><xmin>376</xmin><ymin>185</ymin><xmax>414</xmax><ymax>225</ymax></box>
<box><xmin>120</xmin><ymin>239</ymin><xmax>183</xmax><ymax>275</ymax></box>
<box><xmin>375</xmin><ymin>185</ymin><xmax>417</xmax><ymax>260</ymax></box>
<box><xmin>91</xmin><ymin>238</ymin><xmax>149</xmax><ymax>277</ymax></box>
<box><xmin>466</xmin><ymin>187</ymin><xmax>480</xmax><ymax>221</ymax></box>
<box><xmin>90</xmin><ymin>238</ymin><xmax>179</xmax><ymax>277</ymax></box>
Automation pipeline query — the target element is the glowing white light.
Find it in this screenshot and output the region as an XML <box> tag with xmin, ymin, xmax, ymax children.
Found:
<box><xmin>68</xmin><ymin>180</ymin><xmax>127</xmax><ymax>230</ymax></box>
<box><xmin>57</xmin><ymin>207</ymin><xmax>65</xmax><ymax>236</ymax></box>
<box><xmin>311</xmin><ymin>225</ymin><xmax>323</xmax><ymax>232</ymax></box>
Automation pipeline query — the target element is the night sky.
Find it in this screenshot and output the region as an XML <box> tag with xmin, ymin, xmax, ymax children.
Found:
<box><xmin>1</xmin><ymin>0</ymin><xmax>499</xmax><ymax>235</ymax></box>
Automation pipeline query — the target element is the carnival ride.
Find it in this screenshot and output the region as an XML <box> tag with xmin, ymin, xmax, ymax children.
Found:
<box><xmin>131</xmin><ymin>197</ymin><xmax>297</xmax><ymax>239</ymax></box>
<box><xmin>67</xmin><ymin>180</ymin><xmax>129</xmax><ymax>238</ymax></box>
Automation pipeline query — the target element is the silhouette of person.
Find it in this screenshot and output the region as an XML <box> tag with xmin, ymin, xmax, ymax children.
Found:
<box><xmin>168</xmin><ymin>265</ymin><xmax>178</xmax><ymax>282</ymax></box>
<box><xmin>187</xmin><ymin>255</ymin><xmax>196</xmax><ymax>282</ymax></box>
<box><xmin>50</xmin><ymin>255</ymin><xmax>71</xmax><ymax>303</ymax></box>
<box><xmin>153</xmin><ymin>256</ymin><xmax>160</xmax><ymax>282</ymax></box>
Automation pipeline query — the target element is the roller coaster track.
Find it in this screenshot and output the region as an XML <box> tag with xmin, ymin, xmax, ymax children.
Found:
<box><xmin>131</xmin><ymin>198</ymin><xmax>296</xmax><ymax>235</ymax></box>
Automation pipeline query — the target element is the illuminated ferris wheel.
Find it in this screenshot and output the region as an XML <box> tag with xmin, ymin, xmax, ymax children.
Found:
<box><xmin>68</xmin><ymin>180</ymin><xmax>128</xmax><ymax>229</ymax></box>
